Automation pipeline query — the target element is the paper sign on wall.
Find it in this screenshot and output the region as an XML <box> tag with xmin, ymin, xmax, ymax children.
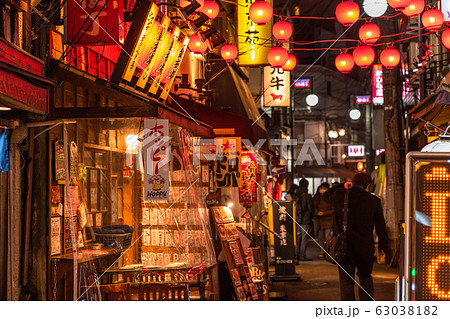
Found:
<box><xmin>144</xmin><ymin>119</ymin><xmax>170</xmax><ymax>201</ymax></box>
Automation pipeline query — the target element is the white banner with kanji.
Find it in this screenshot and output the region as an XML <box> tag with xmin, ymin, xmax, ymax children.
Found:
<box><xmin>143</xmin><ymin>119</ymin><xmax>170</xmax><ymax>201</ymax></box>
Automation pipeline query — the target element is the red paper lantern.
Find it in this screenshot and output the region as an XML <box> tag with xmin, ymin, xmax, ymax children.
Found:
<box><xmin>267</xmin><ymin>46</ymin><xmax>288</xmax><ymax>67</ymax></box>
<box><xmin>282</xmin><ymin>54</ymin><xmax>297</xmax><ymax>71</ymax></box>
<box><xmin>188</xmin><ymin>33</ymin><xmax>207</xmax><ymax>54</ymax></box>
<box><xmin>335</xmin><ymin>53</ymin><xmax>354</xmax><ymax>73</ymax></box>
<box><xmin>180</xmin><ymin>0</ymin><xmax>204</xmax><ymax>11</ymax></box>
<box><xmin>401</xmin><ymin>0</ymin><xmax>424</xmax><ymax>17</ymax></box>
<box><xmin>441</xmin><ymin>29</ymin><xmax>450</xmax><ymax>49</ymax></box>
<box><xmin>249</xmin><ymin>1</ymin><xmax>273</xmax><ymax>26</ymax></box>
<box><xmin>422</xmin><ymin>9</ymin><xmax>444</xmax><ymax>32</ymax></box>
<box><xmin>202</xmin><ymin>1</ymin><xmax>219</xmax><ymax>20</ymax></box>
<box><xmin>221</xmin><ymin>44</ymin><xmax>238</xmax><ymax>62</ymax></box>
<box><xmin>380</xmin><ymin>47</ymin><xmax>401</xmax><ymax>69</ymax></box>
<box><xmin>352</xmin><ymin>46</ymin><xmax>375</xmax><ymax>68</ymax></box>
<box><xmin>335</xmin><ymin>1</ymin><xmax>360</xmax><ymax>27</ymax></box>
<box><xmin>359</xmin><ymin>23</ymin><xmax>380</xmax><ymax>45</ymax></box>
<box><xmin>273</xmin><ymin>21</ymin><xmax>293</xmax><ymax>42</ymax></box>
<box><xmin>387</xmin><ymin>0</ymin><xmax>412</xmax><ymax>11</ymax></box>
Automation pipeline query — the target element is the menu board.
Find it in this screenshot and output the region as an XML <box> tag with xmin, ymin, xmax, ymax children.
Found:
<box><xmin>211</xmin><ymin>206</ymin><xmax>258</xmax><ymax>301</ymax></box>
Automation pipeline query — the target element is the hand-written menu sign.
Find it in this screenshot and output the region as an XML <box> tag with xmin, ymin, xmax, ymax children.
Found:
<box><xmin>144</xmin><ymin>119</ymin><xmax>170</xmax><ymax>201</ymax></box>
<box><xmin>212</xmin><ymin>206</ymin><xmax>258</xmax><ymax>301</ymax></box>
<box><xmin>239</xmin><ymin>151</ymin><xmax>257</xmax><ymax>204</ymax></box>
<box><xmin>214</xmin><ymin>138</ymin><xmax>242</xmax><ymax>188</ymax></box>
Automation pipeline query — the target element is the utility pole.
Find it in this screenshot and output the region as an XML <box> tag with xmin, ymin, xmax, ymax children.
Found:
<box><xmin>380</xmin><ymin>16</ymin><xmax>405</xmax><ymax>259</ymax></box>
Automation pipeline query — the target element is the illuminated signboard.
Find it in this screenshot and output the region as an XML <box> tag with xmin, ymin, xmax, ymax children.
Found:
<box><xmin>356</xmin><ymin>95</ymin><xmax>371</xmax><ymax>104</ymax></box>
<box><xmin>294</xmin><ymin>79</ymin><xmax>311</xmax><ymax>88</ymax></box>
<box><xmin>442</xmin><ymin>0</ymin><xmax>450</xmax><ymax>23</ymax></box>
<box><xmin>348</xmin><ymin>145</ymin><xmax>365</xmax><ymax>157</ymax></box>
<box><xmin>237</xmin><ymin>0</ymin><xmax>272</xmax><ymax>66</ymax></box>
<box><xmin>264</xmin><ymin>65</ymin><xmax>290</xmax><ymax>107</ymax></box>
<box><xmin>404</xmin><ymin>152</ymin><xmax>450</xmax><ymax>300</ymax></box>
<box><xmin>372</xmin><ymin>64</ymin><xmax>383</xmax><ymax>105</ymax></box>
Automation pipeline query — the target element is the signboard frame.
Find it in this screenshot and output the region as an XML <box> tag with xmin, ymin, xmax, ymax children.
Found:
<box><xmin>403</xmin><ymin>152</ymin><xmax>450</xmax><ymax>301</ymax></box>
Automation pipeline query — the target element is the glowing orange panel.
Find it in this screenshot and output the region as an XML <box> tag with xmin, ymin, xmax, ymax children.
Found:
<box><xmin>427</xmin><ymin>256</ymin><xmax>450</xmax><ymax>299</ymax></box>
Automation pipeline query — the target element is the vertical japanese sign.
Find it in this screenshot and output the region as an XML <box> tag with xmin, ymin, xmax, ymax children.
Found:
<box><xmin>272</xmin><ymin>201</ymin><xmax>296</xmax><ymax>276</ymax></box>
<box><xmin>264</xmin><ymin>66</ymin><xmax>290</xmax><ymax>107</ymax></box>
<box><xmin>372</xmin><ymin>64</ymin><xmax>384</xmax><ymax>105</ymax></box>
<box><xmin>239</xmin><ymin>151</ymin><xmax>257</xmax><ymax>204</ymax></box>
<box><xmin>237</xmin><ymin>0</ymin><xmax>272</xmax><ymax>66</ymax></box>
<box><xmin>144</xmin><ymin>119</ymin><xmax>170</xmax><ymax>201</ymax></box>
<box><xmin>214</xmin><ymin>138</ymin><xmax>242</xmax><ymax>188</ymax></box>
<box><xmin>65</xmin><ymin>0</ymin><xmax>123</xmax><ymax>45</ymax></box>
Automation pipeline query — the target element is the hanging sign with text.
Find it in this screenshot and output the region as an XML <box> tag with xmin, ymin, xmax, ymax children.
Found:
<box><xmin>144</xmin><ymin>119</ymin><xmax>170</xmax><ymax>201</ymax></box>
<box><xmin>264</xmin><ymin>66</ymin><xmax>290</xmax><ymax>107</ymax></box>
<box><xmin>239</xmin><ymin>151</ymin><xmax>257</xmax><ymax>204</ymax></box>
<box><xmin>214</xmin><ymin>138</ymin><xmax>242</xmax><ymax>188</ymax></box>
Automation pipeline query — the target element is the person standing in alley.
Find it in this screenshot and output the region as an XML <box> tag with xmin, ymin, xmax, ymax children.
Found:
<box><xmin>313</xmin><ymin>182</ymin><xmax>332</xmax><ymax>258</ymax></box>
<box><xmin>295</xmin><ymin>178</ymin><xmax>314</xmax><ymax>262</ymax></box>
<box><xmin>332</xmin><ymin>173</ymin><xmax>389</xmax><ymax>301</ymax></box>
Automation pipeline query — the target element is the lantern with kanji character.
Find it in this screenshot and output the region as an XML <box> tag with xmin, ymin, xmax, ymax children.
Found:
<box><xmin>249</xmin><ymin>0</ymin><xmax>273</xmax><ymax>26</ymax></box>
<box><xmin>335</xmin><ymin>1</ymin><xmax>360</xmax><ymax>27</ymax></box>
<box><xmin>422</xmin><ymin>9</ymin><xmax>444</xmax><ymax>32</ymax></box>
<box><xmin>221</xmin><ymin>44</ymin><xmax>238</xmax><ymax>62</ymax></box>
<box><xmin>335</xmin><ymin>53</ymin><xmax>354</xmax><ymax>73</ymax></box>
<box><xmin>401</xmin><ymin>0</ymin><xmax>424</xmax><ymax>17</ymax></box>
<box><xmin>273</xmin><ymin>20</ymin><xmax>293</xmax><ymax>42</ymax></box>
<box><xmin>387</xmin><ymin>0</ymin><xmax>411</xmax><ymax>11</ymax></box>
<box><xmin>380</xmin><ymin>47</ymin><xmax>401</xmax><ymax>69</ymax></box>
<box><xmin>282</xmin><ymin>54</ymin><xmax>297</xmax><ymax>71</ymax></box>
<box><xmin>267</xmin><ymin>46</ymin><xmax>288</xmax><ymax>67</ymax></box>
<box><xmin>189</xmin><ymin>33</ymin><xmax>207</xmax><ymax>54</ymax></box>
<box><xmin>359</xmin><ymin>23</ymin><xmax>380</xmax><ymax>45</ymax></box>
<box><xmin>352</xmin><ymin>45</ymin><xmax>375</xmax><ymax>68</ymax></box>
<box><xmin>202</xmin><ymin>1</ymin><xmax>219</xmax><ymax>19</ymax></box>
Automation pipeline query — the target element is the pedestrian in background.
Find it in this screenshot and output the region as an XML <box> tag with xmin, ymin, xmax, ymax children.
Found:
<box><xmin>285</xmin><ymin>184</ymin><xmax>298</xmax><ymax>202</ymax></box>
<box><xmin>295</xmin><ymin>178</ymin><xmax>314</xmax><ymax>262</ymax></box>
<box><xmin>332</xmin><ymin>173</ymin><xmax>389</xmax><ymax>301</ymax></box>
<box><xmin>313</xmin><ymin>182</ymin><xmax>332</xmax><ymax>258</ymax></box>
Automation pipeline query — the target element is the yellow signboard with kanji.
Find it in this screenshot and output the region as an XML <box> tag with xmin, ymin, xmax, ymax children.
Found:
<box><xmin>237</xmin><ymin>0</ymin><xmax>272</xmax><ymax>66</ymax></box>
<box><xmin>214</xmin><ymin>138</ymin><xmax>242</xmax><ymax>188</ymax></box>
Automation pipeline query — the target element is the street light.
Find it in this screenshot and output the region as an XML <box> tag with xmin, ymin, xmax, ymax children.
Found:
<box><xmin>306</xmin><ymin>94</ymin><xmax>318</xmax><ymax>106</ymax></box>
<box><xmin>339</xmin><ymin>128</ymin><xmax>346</xmax><ymax>136</ymax></box>
<box><xmin>349</xmin><ymin>109</ymin><xmax>361</xmax><ymax>120</ymax></box>
<box><xmin>328</xmin><ymin>130</ymin><xmax>338</xmax><ymax>139</ymax></box>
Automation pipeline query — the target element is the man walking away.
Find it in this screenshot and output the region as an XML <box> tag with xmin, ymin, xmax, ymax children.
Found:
<box><xmin>295</xmin><ymin>178</ymin><xmax>314</xmax><ymax>262</ymax></box>
<box><xmin>332</xmin><ymin>173</ymin><xmax>389</xmax><ymax>301</ymax></box>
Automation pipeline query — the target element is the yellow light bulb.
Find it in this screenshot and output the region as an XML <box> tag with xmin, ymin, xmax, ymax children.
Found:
<box><xmin>366</xmin><ymin>31</ymin><xmax>372</xmax><ymax>37</ymax></box>
<box><xmin>275</xmin><ymin>56</ymin><xmax>280</xmax><ymax>60</ymax></box>
<box><xmin>257</xmin><ymin>10</ymin><xmax>263</xmax><ymax>16</ymax></box>
<box><xmin>430</xmin><ymin>17</ymin><xmax>435</xmax><ymax>23</ymax></box>
<box><xmin>347</xmin><ymin>11</ymin><xmax>354</xmax><ymax>16</ymax></box>
<box><xmin>388</xmin><ymin>56</ymin><xmax>394</xmax><ymax>62</ymax></box>
<box><xmin>341</xmin><ymin>61</ymin><xmax>346</xmax><ymax>66</ymax></box>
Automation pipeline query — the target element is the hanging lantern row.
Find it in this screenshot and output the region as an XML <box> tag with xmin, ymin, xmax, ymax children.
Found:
<box><xmin>335</xmin><ymin>47</ymin><xmax>400</xmax><ymax>73</ymax></box>
<box><xmin>359</xmin><ymin>23</ymin><xmax>380</xmax><ymax>45</ymax></box>
<box><xmin>273</xmin><ymin>20</ymin><xmax>293</xmax><ymax>42</ymax></box>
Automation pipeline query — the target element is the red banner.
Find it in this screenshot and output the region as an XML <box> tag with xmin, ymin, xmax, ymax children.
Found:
<box><xmin>66</xmin><ymin>0</ymin><xmax>124</xmax><ymax>46</ymax></box>
<box><xmin>239</xmin><ymin>151</ymin><xmax>257</xmax><ymax>204</ymax></box>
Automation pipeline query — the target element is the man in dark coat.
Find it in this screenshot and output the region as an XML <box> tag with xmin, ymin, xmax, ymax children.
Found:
<box><xmin>314</xmin><ymin>182</ymin><xmax>333</xmax><ymax>257</ymax></box>
<box><xmin>332</xmin><ymin>173</ymin><xmax>389</xmax><ymax>301</ymax></box>
<box><xmin>295</xmin><ymin>178</ymin><xmax>314</xmax><ymax>262</ymax></box>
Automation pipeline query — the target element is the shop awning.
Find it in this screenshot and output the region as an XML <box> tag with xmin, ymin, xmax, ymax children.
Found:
<box><xmin>409</xmin><ymin>86</ymin><xmax>450</xmax><ymax>130</ymax></box>
<box><xmin>296</xmin><ymin>166</ymin><xmax>358</xmax><ymax>179</ymax></box>
<box><xmin>169</xmin><ymin>96</ymin><xmax>269</xmax><ymax>146</ymax></box>
<box><xmin>50</xmin><ymin>62</ymin><xmax>212</xmax><ymax>137</ymax></box>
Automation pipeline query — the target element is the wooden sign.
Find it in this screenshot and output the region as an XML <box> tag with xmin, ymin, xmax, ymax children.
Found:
<box><xmin>211</xmin><ymin>206</ymin><xmax>258</xmax><ymax>301</ymax></box>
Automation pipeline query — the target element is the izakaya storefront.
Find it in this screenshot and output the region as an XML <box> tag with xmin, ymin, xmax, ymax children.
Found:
<box><xmin>47</xmin><ymin>63</ymin><xmax>219</xmax><ymax>301</ymax></box>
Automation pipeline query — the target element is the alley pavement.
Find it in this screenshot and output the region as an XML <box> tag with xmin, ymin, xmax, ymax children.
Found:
<box><xmin>269</xmin><ymin>240</ymin><xmax>399</xmax><ymax>301</ymax></box>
